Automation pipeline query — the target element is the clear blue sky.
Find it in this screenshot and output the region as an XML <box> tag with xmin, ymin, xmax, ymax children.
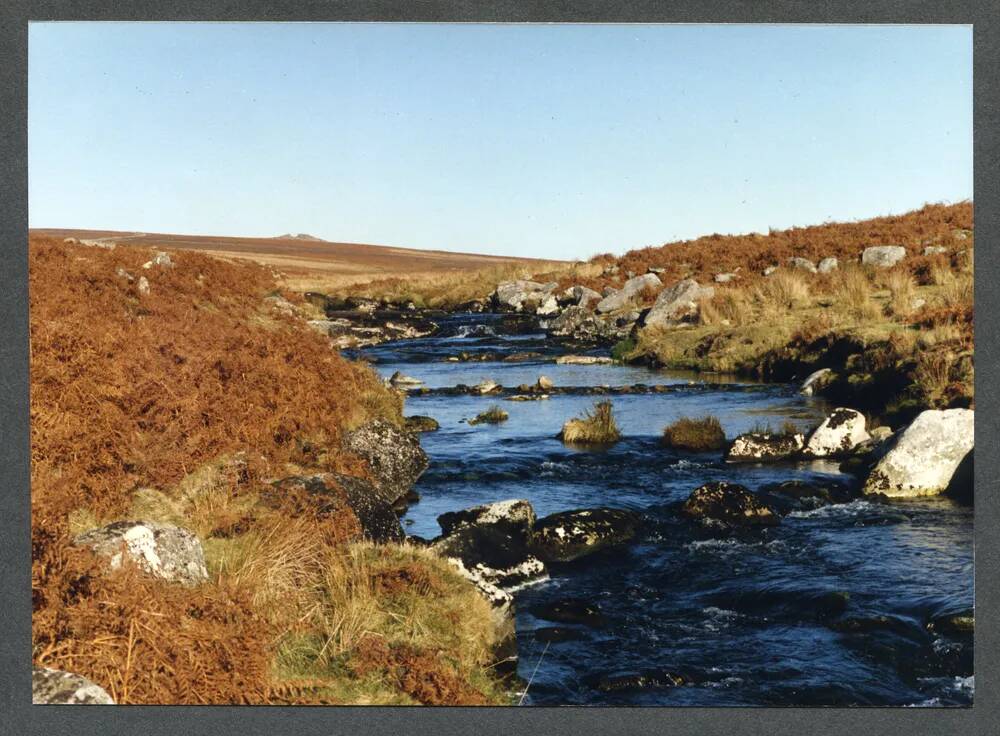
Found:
<box><xmin>29</xmin><ymin>23</ymin><xmax>971</xmax><ymax>260</ymax></box>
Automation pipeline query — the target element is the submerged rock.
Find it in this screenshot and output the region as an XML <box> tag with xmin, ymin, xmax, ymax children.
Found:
<box><xmin>642</xmin><ymin>278</ymin><xmax>714</xmax><ymax>328</ymax></box>
<box><xmin>531</xmin><ymin>598</ymin><xmax>607</xmax><ymax>627</ymax></box>
<box><xmin>927</xmin><ymin>610</ymin><xmax>974</xmax><ymax>635</ymax></box>
<box><xmin>591</xmin><ymin>670</ymin><xmax>687</xmax><ymax>693</ymax></box>
<box><xmin>863</xmin><ymin>409</ymin><xmax>974</xmax><ymax>497</ymax></box>
<box><xmin>802</xmin><ymin>408</ymin><xmax>870</xmax><ymax>458</ymax></box>
<box><xmin>74</xmin><ymin>521</ymin><xmax>209</xmax><ymax>586</ymax></box>
<box><xmin>680</xmin><ymin>482</ymin><xmax>779</xmax><ymax>527</ymax></box>
<box><xmin>555</xmin><ymin>354</ymin><xmax>614</xmax><ymax>365</ymax></box>
<box><xmin>725</xmin><ymin>432</ymin><xmax>805</xmax><ymax>463</ymax></box>
<box><xmin>404</xmin><ymin>415</ymin><xmax>440</xmax><ymax>432</ymax></box>
<box><xmin>342</xmin><ymin>419</ymin><xmax>428</xmax><ymax>505</ymax></box>
<box><xmin>531</xmin><ymin>507</ymin><xmax>642</xmax><ymax>562</ymax></box>
<box><xmin>533</xmin><ymin>626</ymin><xmax>589</xmax><ymax>643</ymax></box>
<box><xmin>32</xmin><ymin>667</ymin><xmax>115</xmax><ymax>705</ymax></box>
<box><xmin>755</xmin><ymin>479</ymin><xmax>857</xmax><ymax>515</ymax></box>
<box><xmin>861</xmin><ymin>245</ymin><xmax>907</xmax><ymax>268</ymax></box>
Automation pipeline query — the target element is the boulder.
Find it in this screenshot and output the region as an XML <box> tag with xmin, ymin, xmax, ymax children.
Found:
<box><xmin>137</xmin><ymin>276</ymin><xmax>150</xmax><ymax>295</ymax></box>
<box><xmin>570</xmin><ymin>285</ymin><xmax>603</xmax><ymax>309</ymax></box>
<box><xmin>680</xmin><ymin>482</ymin><xmax>779</xmax><ymax>527</ymax></box>
<box><xmin>32</xmin><ymin>667</ymin><xmax>115</xmax><ymax>705</ymax></box>
<box><xmin>799</xmin><ymin>367</ymin><xmax>832</xmax><ymax>396</ymax></box>
<box><xmin>548</xmin><ymin>306</ymin><xmax>639</xmax><ymax>343</ymax></box>
<box><xmin>494</xmin><ymin>280</ymin><xmax>558</xmax><ymax>312</ymax></box>
<box><xmin>437</xmin><ymin>498</ymin><xmax>537</xmax><ymax>537</ymax></box>
<box><xmin>595</xmin><ymin>273</ymin><xmax>662</xmax><ymax>313</ymax></box>
<box><xmin>330</xmin><ymin>474</ymin><xmax>406</xmax><ymax>543</ymax></box>
<box><xmin>714</xmin><ymin>272</ymin><xmax>737</xmax><ymax>283</ymax></box>
<box><xmin>142</xmin><ymin>251</ymin><xmax>173</xmax><ymax>269</ymax></box>
<box><xmin>404</xmin><ymin>415</ymin><xmax>439</xmax><ymax>433</ymax></box>
<box><xmin>763</xmin><ymin>265</ymin><xmax>780</xmax><ymax>276</ymax></box>
<box><xmin>923</xmin><ymin>246</ymin><xmax>948</xmax><ymax>256</ymax></box>
<box><xmin>342</xmin><ymin>420</ymin><xmax>429</xmax><ymax>504</ymax></box>
<box><xmin>802</xmin><ymin>408</ymin><xmax>870</xmax><ymax>458</ymax></box>
<box><xmin>861</xmin><ymin>245</ymin><xmax>907</xmax><ymax>268</ymax></box>
<box><xmin>788</xmin><ymin>257</ymin><xmax>818</xmax><ymax>273</ymax></box>
<box><xmin>642</xmin><ymin>279</ymin><xmax>715</xmax><ymax>328</ymax></box>
<box><xmin>74</xmin><ymin>521</ymin><xmax>208</xmax><ymax>586</ymax></box>
<box><xmin>389</xmin><ymin>370</ymin><xmax>423</xmax><ymax>387</ymax></box>
<box><xmin>432</xmin><ymin>500</ymin><xmax>545</xmax><ymax>599</ymax></box>
<box><xmin>725</xmin><ymin>432</ymin><xmax>805</xmax><ymax>463</ymax></box>
<box><xmin>536</xmin><ymin>295</ymin><xmax>560</xmax><ymax>316</ymax></box>
<box><xmin>863</xmin><ymin>409</ymin><xmax>974</xmax><ymax>497</ymax></box>
<box><xmin>473</xmin><ymin>379</ymin><xmax>501</xmax><ymax>394</ymax></box>
<box><xmin>817</xmin><ymin>257</ymin><xmax>839</xmax><ymax>273</ymax></box>
<box><xmin>531</xmin><ymin>508</ymin><xmax>643</xmax><ymax>562</ymax></box>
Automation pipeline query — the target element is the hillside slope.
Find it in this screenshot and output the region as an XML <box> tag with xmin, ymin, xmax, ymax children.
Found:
<box><xmin>29</xmin><ymin>235</ymin><xmax>507</xmax><ymax>704</ymax></box>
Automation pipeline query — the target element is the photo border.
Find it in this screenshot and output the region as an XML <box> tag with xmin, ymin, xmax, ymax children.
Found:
<box><xmin>1</xmin><ymin>2</ymin><xmax>995</xmax><ymax>734</ymax></box>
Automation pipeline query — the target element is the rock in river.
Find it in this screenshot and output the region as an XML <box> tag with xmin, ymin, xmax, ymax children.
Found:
<box><xmin>863</xmin><ymin>408</ymin><xmax>974</xmax><ymax>498</ymax></box>
<box><xmin>342</xmin><ymin>419</ymin><xmax>428</xmax><ymax>505</ymax></box>
<box><xmin>74</xmin><ymin>520</ymin><xmax>209</xmax><ymax>586</ymax></box>
<box><xmin>432</xmin><ymin>499</ymin><xmax>547</xmax><ymax>595</ymax></box>
<box><xmin>802</xmin><ymin>408</ymin><xmax>870</xmax><ymax>458</ymax></box>
<box><xmin>725</xmin><ymin>432</ymin><xmax>805</xmax><ymax>463</ymax></box>
<box><xmin>532</xmin><ymin>597</ymin><xmax>607</xmax><ymax>627</ymax></box>
<box><xmin>404</xmin><ymin>415</ymin><xmax>440</xmax><ymax>432</ymax></box>
<box><xmin>33</xmin><ymin>667</ymin><xmax>115</xmax><ymax>704</ymax></box>
<box><xmin>680</xmin><ymin>482</ymin><xmax>780</xmax><ymax>527</ymax></box>
<box><xmin>531</xmin><ymin>507</ymin><xmax>643</xmax><ymax>562</ymax></box>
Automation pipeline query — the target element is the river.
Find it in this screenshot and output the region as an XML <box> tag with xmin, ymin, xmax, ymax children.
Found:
<box><xmin>355</xmin><ymin>312</ymin><xmax>973</xmax><ymax>707</ymax></box>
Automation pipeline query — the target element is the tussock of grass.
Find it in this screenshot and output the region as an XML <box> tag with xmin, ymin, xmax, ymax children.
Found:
<box><xmin>468</xmin><ymin>405</ymin><xmax>509</xmax><ymax>425</ymax></box>
<box><xmin>559</xmin><ymin>400</ymin><xmax>621</xmax><ymax>444</ymax></box>
<box><xmin>662</xmin><ymin>416</ymin><xmax>726</xmax><ymax>451</ymax></box>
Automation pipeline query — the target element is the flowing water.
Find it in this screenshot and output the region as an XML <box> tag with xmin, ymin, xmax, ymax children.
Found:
<box><xmin>357</xmin><ymin>313</ymin><xmax>973</xmax><ymax>707</ymax></box>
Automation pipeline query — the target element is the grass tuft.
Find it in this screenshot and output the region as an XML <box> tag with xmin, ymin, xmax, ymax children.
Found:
<box><xmin>662</xmin><ymin>416</ymin><xmax>726</xmax><ymax>451</ymax></box>
<box><xmin>468</xmin><ymin>405</ymin><xmax>509</xmax><ymax>425</ymax></box>
<box><xmin>559</xmin><ymin>400</ymin><xmax>621</xmax><ymax>445</ymax></box>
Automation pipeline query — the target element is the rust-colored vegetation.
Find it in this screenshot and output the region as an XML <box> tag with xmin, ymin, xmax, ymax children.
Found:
<box><xmin>29</xmin><ymin>236</ymin><xmax>503</xmax><ymax>704</ymax></box>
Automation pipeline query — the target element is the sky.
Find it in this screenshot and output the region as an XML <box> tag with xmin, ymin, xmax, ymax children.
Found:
<box><xmin>28</xmin><ymin>23</ymin><xmax>972</xmax><ymax>261</ymax></box>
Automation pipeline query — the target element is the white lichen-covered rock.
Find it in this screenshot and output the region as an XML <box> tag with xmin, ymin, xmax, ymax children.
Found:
<box><xmin>566</xmin><ymin>285</ymin><xmax>602</xmax><ymax>309</ymax></box>
<box><xmin>74</xmin><ymin>521</ymin><xmax>208</xmax><ymax>586</ymax></box>
<box><xmin>473</xmin><ymin>379</ymin><xmax>501</xmax><ymax>394</ymax></box>
<box><xmin>862</xmin><ymin>245</ymin><xmax>907</xmax><ymax>268</ymax></box>
<box><xmin>442</xmin><ymin>557</ymin><xmax>514</xmax><ymax>613</ymax></box>
<box><xmin>800</xmin><ymin>367</ymin><xmax>832</xmax><ymax>396</ymax></box>
<box><xmin>432</xmin><ymin>498</ymin><xmax>547</xmax><ymax>602</ymax></box>
<box><xmin>137</xmin><ymin>276</ymin><xmax>150</xmax><ymax>295</ymax></box>
<box><xmin>536</xmin><ymin>294</ymin><xmax>560</xmax><ymax>315</ymax></box>
<box><xmin>923</xmin><ymin>246</ymin><xmax>948</xmax><ymax>256</ymax></box>
<box><xmin>725</xmin><ymin>432</ymin><xmax>805</xmax><ymax>463</ymax></box>
<box><xmin>763</xmin><ymin>265</ymin><xmax>780</xmax><ymax>276</ymax></box>
<box><xmin>389</xmin><ymin>370</ymin><xmax>423</xmax><ymax>387</ymax></box>
<box><xmin>817</xmin><ymin>257</ymin><xmax>839</xmax><ymax>273</ymax></box>
<box><xmin>802</xmin><ymin>408</ymin><xmax>870</xmax><ymax>458</ymax></box>
<box><xmin>863</xmin><ymin>409</ymin><xmax>974</xmax><ymax>497</ymax></box>
<box><xmin>595</xmin><ymin>273</ymin><xmax>662</xmax><ymax>313</ymax></box>
<box><xmin>788</xmin><ymin>257</ymin><xmax>818</xmax><ymax>273</ymax></box>
<box><xmin>714</xmin><ymin>272</ymin><xmax>737</xmax><ymax>283</ymax></box>
<box><xmin>33</xmin><ymin>667</ymin><xmax>115</xmax><ymax>704</ymax></box>
<box><xmin>493</xmin><ymin>280</ymin><xmax>558</xmax><ymax>312</ymax></box>
<box><xmin>437</xmin><ymin>499</ymin><xmax>537</xmax><ymax>536</ymax></box>
<box><xmin>342</xmin><ymin>419</ymin><xmax>429</xmax><ymax>504</ymax></box>
<box><xmin>642</xmin><ymin>279</ymin><xmax>715</xmax><ymax>328</ymax></box>
<box><xmin>530</xmin><ymin>508</ymin><xmax>642</xmax><ymax>562</ymax></box>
